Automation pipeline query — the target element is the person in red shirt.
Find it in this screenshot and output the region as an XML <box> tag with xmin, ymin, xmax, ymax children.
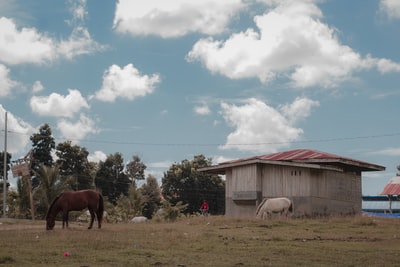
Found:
<box><xmin>200</xmin><ymin>200</ymin><xmax>209</xmax><ymax>216</ymax></box>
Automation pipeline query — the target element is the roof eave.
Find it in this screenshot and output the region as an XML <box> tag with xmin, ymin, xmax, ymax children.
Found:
<box><xmin>293</xmin><ymin>158</ymin><xmax>385</xmax><ymax>172</ymax></box>
<box><xmin>199</xmin><ymin>159</ymin><xmax>344</xmax><ymax>174</ymax></box>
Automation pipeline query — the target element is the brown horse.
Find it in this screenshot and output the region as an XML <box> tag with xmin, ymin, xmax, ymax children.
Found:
<box><xmin>46</xmin><ymin>190</ymin><xmax>104</xmax><ymax>230</ymax></box>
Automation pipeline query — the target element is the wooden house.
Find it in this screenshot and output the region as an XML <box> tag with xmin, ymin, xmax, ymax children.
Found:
<box><xmin>199</xmin><ymin>149</ymin><xmax>385</xmax><ymax>217</ymax></box>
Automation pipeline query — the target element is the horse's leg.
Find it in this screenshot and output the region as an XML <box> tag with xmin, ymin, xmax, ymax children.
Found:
<box><xmin>66</xmin><ymin>211</ymin><xmax>70</xmax><ymax>228</ymax></box>
<box><xmin>62</xmin><ymin>211</ymin><xmax>69</xmax><ymax>229</ymax></box>
<box><xmin>96</xmin><ymin>210</ymin><xmax>102</xmax><ymax>229</ymax></box>
<box><xmin>280</xmin><ymin>209</ymin><xmax>285</xmax><ymax>220</ymax></box>
<box><xmin>88</xmin><ymin>209</ymin><xmax>95</xmax><ymax>229</ymax></box>
<box><xmin>279</xmin><ymin>207</ymin><xmax>285</xmax><ymax>220</ymax></box>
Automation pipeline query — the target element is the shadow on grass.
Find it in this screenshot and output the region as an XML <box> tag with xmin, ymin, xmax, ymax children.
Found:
<box><xmin>0</xmin><ymin>256</ymin><xmax>15</xmax><ymax>264</ymax></box>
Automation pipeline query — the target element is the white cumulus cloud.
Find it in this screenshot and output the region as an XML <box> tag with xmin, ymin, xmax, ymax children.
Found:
<box><xmin>57</xmin><ymin>26</ymin><xmax>107</xmax><ymax>60</ymax></box>
<box><xmin>67</xmin><ymin>0</ymin><xmax>88</xmax><ymax>23</ymax></box>
<box><xmin>57</xmin><ymin>114</ymin><xmax>98</xmax><ymax>141</ymax></box>
<box><xmin>0</xmin><ymin>105</ymin><xmax>35</xmax><ymax>155</ymax></box>
<box><xmin>113</xmin><ymin>0</ymin><xmax>245</xmax><ymax>38</ymax></box>
<box><xmin>0</xmin><ymin>17</ymin><xmax>56</xmax><ymax>65</ymax></box>
<box><xmin>0</xmin><ymin>64</ymin><xmax>18</xmax><ymax>97</ymax></box>
<box><xmin>32</xmin><ymin>80</ymin><xmax>44</xmax><ymax>93</ymax></box>
<box><xmin>369</xmin><ymin>147</ymin><xmax>400</xmax><ymax>156</ymax></box>
<box><xmin>0</xmin><ymin>0</ymin><xmax>105</xmax><ymax>66</ymax></box>
<box><xmin>88</xmin><ymin>150</ymin><xmax>107</xmax><ymax>163</ymax></box>
<box><xmin>280</xmin><ymin>97</ymin><xmax>320</xmax><ymax>124</ymax></box>
<box><xmin>94</xmin><ymin>64</ymin><xmax>160</xmax><ymax>102</ymax></box>
<box><xmin>187</xmin><ymin>0</ymin><xmax>400</xmax><ymax>88</ymax></box>
<box><xmin>219</xmin><ymin>97</ymin><xmax>319</xmax><ymax>153</ymax></box>
<box><xmin>370</xmin><ymin>56</ymin><xmax>400</xmax><ymax>73</ymax></box>
<box><xmin>194</xmin><ymin>104</ymin><xmax>211</xmax><ymax>115</ymax></box>
<box><xmin>30</xmin><ymin>89</ymin><xmax>89</xmax><ymax>118</ymax></box>
<box><xmin>380</xmin><ymin>0</ymin><xmax>400</xmax><ymax>19</ymax></box>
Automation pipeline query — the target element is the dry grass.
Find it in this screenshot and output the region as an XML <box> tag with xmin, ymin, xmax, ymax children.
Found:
<box><xmin>0</xmin><ymin>215</ymin><xmax>399</xmax><ymax>266</ymax></box>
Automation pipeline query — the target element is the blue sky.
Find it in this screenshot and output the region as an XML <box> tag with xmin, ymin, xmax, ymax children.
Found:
<box><xmin>1</xmin><ymin>0</ymin><xmax>400</xmax><ymax>195</ymax></box>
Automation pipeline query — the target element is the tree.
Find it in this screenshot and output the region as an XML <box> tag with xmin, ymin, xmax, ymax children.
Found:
<box><xmin>56</xmin><ymin>141</ymin><xmax>94</xmax><ymax>190</ymax></box>
<box><xmin>95</xmin><ymin>153</ymin><xmax>130</xmax><ymax>204</ymax></box>
<box><xmin>33</xmin><ymin>165</ymin><xmax>70</xmax><ymax>219</ymax></box>
<box><xmin>126</xmin><ymin>155</ymin><xmax>146</xmax><ymax>186</ymax></box>
<box><xmin>161</xmin><ymin>155</ymin><xmax>225</xmax><ymax>215</ymax></box>
<box><xmin>17</xmin><ymin>177</ymin><xmax>31</xmax><ymax>219</ymax></box>
<box><xmin>0</xmin><ymin>152</ymin><xmax>11</xmax><ymax>191</ymax></box>
<box><xmin>108</xmin><ymin>185</ymin><xmax>142</xmax><ymax>222</ymax></box>
<box><xmin>30</xmin><ymin>124</ymin><xmax>55</xmax><ymax>188</ymax></box>
<box><xmin>139</xmin><ymin>174</ymin><xmax>161</xmax><ymax>219</ymax></box>
<box><xmin>0</xmin><ymin>152</ymin><xmax>11</xmax><ymax>179</ymax></box>
<box><xmin>30</xmin><ymin>123</ymin><xmax>55</xmax><ymax>168</ymax></box>
<box><xmin>153</xmin><ymin>200</ymin><xmax>188</xmax><ymax>222</ymax></box>
<box><xmin>1</xmin><ymin>190</ymin><xmax>18</xmax><ymax>218</ymax></box>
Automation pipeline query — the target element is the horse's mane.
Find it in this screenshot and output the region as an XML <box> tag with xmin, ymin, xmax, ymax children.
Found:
<box><xmin>46</xmin><ymin>194</ymin><xmax>61</xmax><ymax>219</ymax></box>
<box><xmin>255</xmin><ymin>198</ymin><xmax>268</xmax><ymax>215</ymax></box>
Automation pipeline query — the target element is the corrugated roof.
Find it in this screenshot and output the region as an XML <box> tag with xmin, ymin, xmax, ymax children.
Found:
<box><xmin>220</xmin><ymin>149</ymin><xmax>385</xmax><ymax>172</ymax></box>
<box><xmin>380</xmin><ymin>176</ymin><xmax>400</xmax><ymax>195</ymax></box>
<box><xmin>255</xmin><ymin>149</ymin><xmax>347</xmax><ymax>161</ymax></box>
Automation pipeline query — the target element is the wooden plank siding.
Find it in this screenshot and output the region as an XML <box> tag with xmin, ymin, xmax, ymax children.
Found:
<box><xmin>232</xmin><ymin>164</ymin><xmax>258</xmax><ymax>192</ymax></box>
<box><xmin>225</xmin><ymin>166</ymin><xmax>261</xmax><ymax>218</ymax></box>
<box><xmin>261</xmin><ymin>165</ymin><xmax>311</xmax><ymax>197</ymax></box>
<box><xmin>224</xmin><ymin>163</ymin><xmax>363</xmax><ymax>217</ymax></box>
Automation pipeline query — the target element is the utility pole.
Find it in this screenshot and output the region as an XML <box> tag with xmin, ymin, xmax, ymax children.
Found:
<box><xmin>3</xmin><ymin>112</ymin><xmax>7</xmax><ymax>218</ymax></box>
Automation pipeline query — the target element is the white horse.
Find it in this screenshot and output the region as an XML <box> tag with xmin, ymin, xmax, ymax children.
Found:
<box><xmin>256</xmin><ymin>197</ymin><xmax>293</xmax><ymax>219</ymax></box>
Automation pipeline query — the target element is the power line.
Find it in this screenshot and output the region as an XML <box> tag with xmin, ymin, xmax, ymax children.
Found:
<box><xmin>4</xmin><ymin>130</ymin><xmax>400</xmax><ymax>148</ymax></box>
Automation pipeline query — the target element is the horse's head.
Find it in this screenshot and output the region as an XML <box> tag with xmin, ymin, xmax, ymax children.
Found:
<box><xmin>46</xmin><ymin>217</ymin><xmax>55</xmax><ymax>230</ymax></box>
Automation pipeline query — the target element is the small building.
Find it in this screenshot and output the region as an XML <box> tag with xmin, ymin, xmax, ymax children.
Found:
<box><xmin>378</xmin><ymin>176</ymin><xmax>400</xmax><ymax>214</ymax></box>
<box><xmin>380</xmin><ymin>176</ymin><xmax>400</xmax><ymax>197</ymax></box>
<box><xmin>200</xmin><ymin>149</ymin><xmax>385</xmax><ymax>217</ymax></box>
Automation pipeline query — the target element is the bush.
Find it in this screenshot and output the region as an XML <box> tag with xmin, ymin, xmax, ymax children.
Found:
<box><xmin>153</xmin><ymin>201</ymin><xmax>188</xmax><ymax>222</ymax></box>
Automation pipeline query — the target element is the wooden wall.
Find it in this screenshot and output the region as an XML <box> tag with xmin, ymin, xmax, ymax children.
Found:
<box><xmin>225</xmin><ymin>165</ymin><xmax>260</xmax><ymax>217</ymax></box>
<box><xmin>261</xmin><ymin>165</ymin><xmax>310</xmax><ymax>196</ymax></box>
<box><xmin>224</xmin><ymin>163</ymin><xmax>362</xmax><ymax>217</ymax></box>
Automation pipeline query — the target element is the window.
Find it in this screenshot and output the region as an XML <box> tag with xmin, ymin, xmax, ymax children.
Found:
<box><xmin>291</xmin><ymin>170</ymin><xmax>301</xmax><ymax>176</ymax></box>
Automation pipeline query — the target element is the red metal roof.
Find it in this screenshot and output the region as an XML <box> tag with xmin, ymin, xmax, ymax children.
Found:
<box><xmin>255</xmin><ymin>149</ymin><xmax>344</xmax><ymax>161</ymax></box>
<box><xmin>380</xmin><ymin>176</ymin><xmax>400</xmax><ymax>195</ymax></box>
<box><xmin>220</xmin><ymin>149</ymin><xmax>385</xmax><ymax>171</ymax></box>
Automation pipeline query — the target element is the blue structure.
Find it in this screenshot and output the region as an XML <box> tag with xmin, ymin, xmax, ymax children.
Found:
<box><xmin>362</xmin><ymin>195</ymin><xmax>400</xmax><ymax>217</ymax></box>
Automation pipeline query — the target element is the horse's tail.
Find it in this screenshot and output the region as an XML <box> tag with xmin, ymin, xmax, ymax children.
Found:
<box><xmin>288</xmin><ymin>199</ymin><xmax>293</xmax><ymax>213</ymax></box>
<box><xmin>98</xmin><ymin>193</ymin><xmax>104</xmax><ymax>223</ymax></box>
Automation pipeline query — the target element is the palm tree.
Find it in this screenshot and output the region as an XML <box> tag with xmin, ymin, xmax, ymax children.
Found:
<box><xmin>33</xmin><ymin>165</ymin><xmax>70</xmax><ymax>218</ymax></box>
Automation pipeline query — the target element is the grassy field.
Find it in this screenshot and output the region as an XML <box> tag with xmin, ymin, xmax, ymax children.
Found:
<box><xmin>0</xmin><ymin>215</ymin><xmax>399</xmax><ymax>266</ymax></box>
